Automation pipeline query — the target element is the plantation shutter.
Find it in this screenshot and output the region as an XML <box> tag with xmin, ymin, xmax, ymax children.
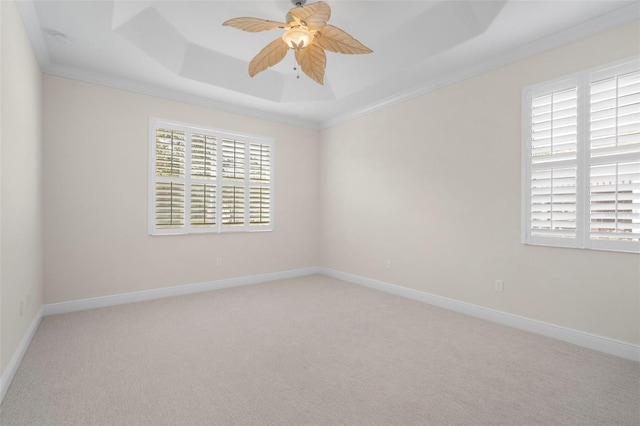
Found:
<box><xmin>527</xmin><ymin>85</ymin><xmax>579</xmax><ymax>243</ymax></box>
<box><xmin>155</xmin><ymin>129</ymin><xmax>186</xmax><ymax>229</ymax></box>
<box><xmin>221</xmin><ymin>139</ymin><xmax>245</xmax><ymax>180</ymax></box>
<box><xmin>221</xmin><ymin>139</ymin><xmax>246</xmax><ymax>228</ymax></box>
<box><xmin>588</xmin><ymin>67</ymin><xmax>640</xmax><ymax>249</ymax></box>
<box><xmin>249</xmin><ymin>143</ymin><xmax>271</xmax><ymax>226</ymax></box>
<box><xmin>155</xmin><ymin>182</ymin><xmax>185</xmax><ymax>228</ymax></box>
<box><xmin>191</xmin><ymin>184</ymin><xmax>216</xmax><ymax>227</ymax></box>
<box><xmin>190</xmin><ymin>134</ymin><xmax>217</xmax><ymax>228</ymax></box>
<box><xmin>191</xmin><ymin>134</ymin><xmax>216</xmax><ymax>179</ymax></box>
<box><xmin>523</xmin><ymin>57</ymin><xmax>640</xmax><ymax>253</ymax></box>
<box><xmin>221</xmin><ymin>185</ymin><xmax>245</xmax><ymax>226</ymax></box>
<box><xmin>150</xmin><ymin>119</ymin><xmax>274</xmax><ymax>235</ymax></box>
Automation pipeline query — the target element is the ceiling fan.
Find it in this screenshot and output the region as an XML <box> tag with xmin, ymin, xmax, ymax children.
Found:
<box><xmin>222</xmin><ymin>0</ymin><xmax>372</xmax><ymax>85</ymax></box>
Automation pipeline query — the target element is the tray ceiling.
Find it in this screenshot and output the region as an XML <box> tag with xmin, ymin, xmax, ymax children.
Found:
<box><xmin>16</xmin><ymin>0</ymin><xmax>640</xmax><ymax>129</ymax></box>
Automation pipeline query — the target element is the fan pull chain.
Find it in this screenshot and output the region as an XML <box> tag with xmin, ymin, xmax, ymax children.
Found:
<box><xmin>292</xmin><ymin>56</ymin><xmax>300</xmax><ymax>80</ymax></box>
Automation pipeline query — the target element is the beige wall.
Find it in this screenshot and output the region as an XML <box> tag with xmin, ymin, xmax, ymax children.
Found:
<box><xmin>1</xmin><ymin>0</ymin><xmax>44</xmax><ymax>374</ymax></box>
<box><xmin>43</xmin><ymin>76</ymin><xmax>320</xmax><ymax>303</ymax></box>
<box><xmin>319</xmin><ymin>21</ymin><xmax>640</xmax><ymax>344</ymax></box>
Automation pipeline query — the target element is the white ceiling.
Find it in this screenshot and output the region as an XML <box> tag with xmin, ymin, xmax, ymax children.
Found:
<box><xmin>16</xmin><ymin>0</ymin><xmax>640</xmax><ymax>129</ymax></box>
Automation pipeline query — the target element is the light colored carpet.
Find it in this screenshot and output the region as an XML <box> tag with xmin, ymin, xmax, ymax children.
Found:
<box><xmin>1</xmin><ymin>274</ymin><xmax>638</xmax><ymax>425</ymax></box>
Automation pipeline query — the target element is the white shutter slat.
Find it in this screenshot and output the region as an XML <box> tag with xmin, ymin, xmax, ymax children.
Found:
<box><xmin>591</xmin><ymin>136</ymin><xmax>640</xmax><ymax>154</ymax></box>
<box><xmin>532</xmin><ymin>132</ymin><xmax>577</xmax><ymax>148</ymax></box>
<box><xmin>532</xmin><ymin>151</ymin><xmax>577</xmax><ymax>164</ymax></box>
<box><xmin>591</xmin><ymin>191</ymin><xmax>640</xmax><ymax>202</ymax></box>
<box><xmin>530</xmin><ymin>228</ymin><xmax>576</xmax><ymax>238</ymax></box>
<box><xmin>616</xmin><ymin>222</ymin><xmax>640</xmax><ymax>231</ymax></box>
<box><xmin>618</xmin><ymin>71</ymin><xmax>640</xmax><ymax>92</ymax></box>
<box><xmin>618</xmin><ymin>110</ymin><xmax>640</xmax><ymax>127</ymax></box>
<box><xmin>590</xmin><ymin>231</ymin><xmax>640</xmax><ymax>240</ymax></box>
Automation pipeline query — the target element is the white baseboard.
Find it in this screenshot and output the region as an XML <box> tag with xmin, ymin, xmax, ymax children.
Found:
<box><xmin>44</xmin><ymin>267</ymin><xmax>322</xmax><ymax>316</ymax></box>
<box><xmin>320</xmin><ymin>268</ymin><xmax>640</xmax><ymax>362</ymax></box>
<box><xmin>0</xmin><ymin>307</ymin><xmax>44</xmax><ymax>404</ymax></box>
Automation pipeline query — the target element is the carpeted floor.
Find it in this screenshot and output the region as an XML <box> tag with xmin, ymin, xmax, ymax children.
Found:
<box><xmin>1</xmin><ymin>274</ymin><xmax>638</xmax><ymax>425</ymax></box>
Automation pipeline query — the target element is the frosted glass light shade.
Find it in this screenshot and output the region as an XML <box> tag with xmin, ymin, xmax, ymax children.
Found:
<box><xmin>282</xmin><ymin>27</ymin><xmax>313</xmax><ymax>50</ymax></box>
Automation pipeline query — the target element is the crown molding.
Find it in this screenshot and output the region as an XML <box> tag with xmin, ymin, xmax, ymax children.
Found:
<box><xmin>320</xmin><ymin>3</ymin><xmax>640</xmax><ymax>130</ymax></box>
<box><xmin>42</xmin><ymin>64</ymin><xmax>322</xmax><ymax>130</ymax></box>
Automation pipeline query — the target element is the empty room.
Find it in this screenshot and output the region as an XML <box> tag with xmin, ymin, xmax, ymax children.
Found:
<box><xmin>1</xmin><ymin>0</ymin><xmax>639</xmax><ymax>425</ymax></box>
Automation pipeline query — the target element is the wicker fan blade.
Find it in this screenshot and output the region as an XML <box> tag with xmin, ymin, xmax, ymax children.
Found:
<box><xmin>289</xmin><ymin>1</ymin><xmax>330</xmax><ymax>30</ymax></box>
<box><xmin>315</xmin><ymin>24</ymin><xmax>373</xmax><ymax>54</ymax></box>
<box><xmin>294</xmin><ymin>44</ymin><xmax>326</xmax><ymax>85</ymax></box>
<box><xmin>223</xmin><ymin>17</ymin><xmax>287</xmax><ymax>32</ymax></box>
<box><xmin>249</xmin><ymin>38</ymin><xmax>290</xmax><ymax>77</ymax></box>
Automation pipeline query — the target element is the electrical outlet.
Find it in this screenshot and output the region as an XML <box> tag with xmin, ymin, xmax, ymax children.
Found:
<box><xmin>217</xmin><ymin>258</ymin><xmax>222</xmax><ymax>267</ymax></box>
<box><xmin>494</xmin><ymin>280</ymin><xmax>504</xmax><ymax>292</ymax></box>
<box><xmin>386</xmin><ymin>260</ymin><xmax>392</xmax><ymax>269</ymax></box>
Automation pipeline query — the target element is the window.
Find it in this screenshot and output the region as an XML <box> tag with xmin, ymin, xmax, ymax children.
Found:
<box><xmin>149</xmin><ymin>118</ymin><xmax>274</xmax><ymax>235</ymax></box>
<box><xmin>522</xmin><ymin>57</ymin><xmax>640</xmax><ymax>253</ymax></box>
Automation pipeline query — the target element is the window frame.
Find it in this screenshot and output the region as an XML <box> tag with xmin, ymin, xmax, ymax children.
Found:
<box><xmin>521</xmin><ymin>56</ymin><xmax>640</xmax><ymax>253</ymax></box>
<box><xmin>148</xmin><ymin>118</ymin><xmax>274</xmax><ymax>236</ymax></box>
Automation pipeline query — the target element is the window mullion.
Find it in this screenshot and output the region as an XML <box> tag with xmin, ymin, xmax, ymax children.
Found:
<box><xmin>615</xmin><ymin>163</ymin><xmax>620</xmax><ymax>234</ymax></box>
<box><xmin>184</xmin><ymin>130</ymin><xmax>192</xmax><ymax>232</ymax></box>
<box><xmin>149</xmin><ymin>119</ymin><xmax>157</xmax><ymax>235</ymax></box>
<box><xmin>244</xmin><ymin>141</ymin><xmax>250</xmax><ymax>231</ymax></box>
<box><xmin>521</xmin><ymin>89</ymin><xmax>533</xmax><ymax>244</ymax></box>
<box><xmin>577</xmin><ymin>73</ymin><xmax>588</xmax><ymax>249</ymax></box>
<box><xmin>215</xmin><ymin>133</ymin><xmax>222</xmax><ymax>233</ymax></box>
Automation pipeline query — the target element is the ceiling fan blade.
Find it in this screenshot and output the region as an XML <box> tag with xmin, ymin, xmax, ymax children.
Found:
<box><xmin>289</xmin><ymin>1</ymin><xmax>330</xmax><ymax>30</ymax></box>
<box><xmin>295</xmin><ymin>44</ymin><xmax>326</xmax><ymax>85</ymax></box>
<box><xmin>223</xmin><ymin>17</ymin><xmax>287</xmax><ymax>32</ymax></box>
<box><xmin>248</xmin><ymin>38</ymin><xmax>290</xmax><ymax>77</ymax></box>
<box><xmin>315</xmin><ymin>25</ymin><xmax>373</xmax><ymax>54</ymax></box>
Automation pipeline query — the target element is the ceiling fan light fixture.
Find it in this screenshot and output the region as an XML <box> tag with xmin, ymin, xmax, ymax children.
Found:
<box><xmin>223</xmin><ymin>1</ymin><xmax>372</xmax><ymax>85</ymax></box>
<box><xmin>282</xmin><ymin>26</ymin><xmax>313</xmax><ymax>50</ymax></box>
